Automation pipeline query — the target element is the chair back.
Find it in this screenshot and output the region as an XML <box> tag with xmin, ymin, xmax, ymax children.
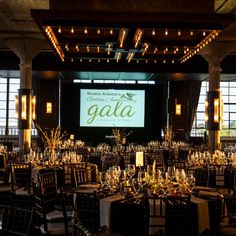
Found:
<box><xmin>75</xmin><ymin>191</ymin><xmax>100</xmax><ymax>233</ymax></box>
<box><xmin>1</xmin><ymin>205</ymin><xmax>35</xmax><ymax>236</ymax></box>
<box><xmin>207</xmin><ymin>164</ymin><xmax>232</xmax><ymax>190</ymax></box>
<box><xmin>63</xmin><ymin>163</ymin><xmax>89</xmax><ymax>189</ymax></box>
<box><xmin>165</xmin><ymin>195</ymin><xmax>191</xmax><ymax>236</ymax></box>
<box><xmin>10</xmin><ymin>162</ymin><xmax>32</xmax><ymax>194</ymax></box>
<box><xmin>73</xmin><ymin>222</ymin><xmax>94</xmax><ymax>236</ymax></box>
<box><xmin>144</xmin><ymin>194</ymin><xmax>166</xmax><ymax>235</ymax></box>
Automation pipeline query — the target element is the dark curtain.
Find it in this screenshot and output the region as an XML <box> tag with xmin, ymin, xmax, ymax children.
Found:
<box><xmin>186</xmin><ymin>81</ymin><xmax>202</xmax><ymax>133</ymax></box>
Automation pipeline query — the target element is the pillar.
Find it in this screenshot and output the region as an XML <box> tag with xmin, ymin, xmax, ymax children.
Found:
<box><xmin>200</xmin><ymin>42</ymin><xmax>236</xmax><ymax>152</ymax></box>
<box><xmin>3</xmin><ymin>37</ymin><xmax>46</xmax><ymax>155</ymax></box>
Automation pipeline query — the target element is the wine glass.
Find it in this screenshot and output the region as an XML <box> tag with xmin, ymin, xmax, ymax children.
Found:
<box><xmin>167</xmin><ymin>166</ymin><xmax>176</xmax><ymax>180</ymax></box>
<box><xmin>126</xmin><ymin>164</ymin><xmax>136</xmax><ymax>181</ymax></box>
<box><xmin>187</xmin><ymin>174</ymin><xmax>196</xmax><ymax>192</ymax></box>
<box><xmin>137</xmin><ymin>170</ymin><xmax>147</xmax><ymax>193</ymax></box>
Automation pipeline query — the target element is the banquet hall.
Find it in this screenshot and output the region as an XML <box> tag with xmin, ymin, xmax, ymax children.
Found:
<box><xmin>0</xmin><ymin>0</ymin><xmax>236</xmax><ymax>235</ymax></box>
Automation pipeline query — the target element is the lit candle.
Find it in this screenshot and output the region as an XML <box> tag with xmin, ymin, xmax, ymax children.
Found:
<box><xmin>152</xmin><ymin>160</ymin><xmax>156</xmax><ymax>178</ymax></box>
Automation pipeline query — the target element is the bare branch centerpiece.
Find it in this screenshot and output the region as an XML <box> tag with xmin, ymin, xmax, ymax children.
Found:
<box><xmin>164</xmin><ymin>126</ymin><xmax>175</xmax><ymax>146</ymax></box>
<box><xmin>35</xmin><ymin>123</ymin><xmax>67</xmax><ymax>163</ymax></box>
<box><xmin>112</xmin><ymin>128</ymin><xmax>132</xmax><ymax>145</ymax></box>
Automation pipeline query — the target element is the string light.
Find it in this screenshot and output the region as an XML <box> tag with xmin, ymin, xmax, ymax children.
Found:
<box><xmin>165</xmin><ymin>29</ymin><xmax>168</xmax><ymax>36</ymax></box>
<box><xmin>203</xmin><ymin>31</ymin><xmax>206</xmax><ymax>36</ymax></box>
<box><xmin>110</xmin><ymin>29</ymin><xmax>113</xmax><ymax>35</ymax></box>
<box><xmin>71</xmin><ymin>27</ymin><xmax>74</xmax><ymax>33</ymax></box>
<box><xmin>97</xmin><ymin>29</ymin><xmax>100</xmax><ymax>34</ymax></box>
<box><xmin>152</xmin><ymin>29</ymin><xmax>155</xmax><ymax>36</ymax></box>
<box><xmin>84</xmin><ymin>28</ymin><xmax>88</xmax><ymax>34</ymax></box>
<box><xmin>58</xmin><ymin>27</ymin><xmax>61</xmax><ymax>33</ymax></box>
<box><xmin>97</xmin><ymin>46</ymin><xmax>100</xmax><ymax>53</ymax></box>
<box><xmin>178</xmin><ymin>30</ymin><xmax>181</xmax><ymax>36</ymax></box>
<box><xmin>190</xmin><ymin>31</ymin><xmax>193</xmax><ymax>36</ymax></box>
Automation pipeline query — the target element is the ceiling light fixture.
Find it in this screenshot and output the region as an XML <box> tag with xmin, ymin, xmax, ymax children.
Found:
<box><xmin>127</xmin><ymin>52</ymin><xmax>134</xmax><ymax>63</ymax></box>
<box><xmin>119</xmin><ymin>28</ymin><xmax>127</xmax><ymax>48</ymax></box>
<box><xmin>44</xmin><ymin>26</ymin><xmax>64</xmax><ymax>61</ymax></box>
<box><xmin>134</xmin><ymin>28</ymin><xmax>143</xmax><ymax>48</ymax></box>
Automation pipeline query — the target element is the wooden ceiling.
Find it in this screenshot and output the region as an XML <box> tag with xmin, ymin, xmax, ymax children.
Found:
<box><xmin>31</xmin><ymin>9</ymin><xmax>233</xmax><ymax>66</ymax></box>
<box><xmin>1</xmin><ymin>0</ymin><xmax>236</xmax><ymax>81</ymax></box>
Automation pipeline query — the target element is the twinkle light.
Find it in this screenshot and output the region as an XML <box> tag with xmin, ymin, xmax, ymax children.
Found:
<box><xmin>84</xmin><ymin>28</ymin><xmax>88</xmax><ymax>34</ymax></box>
<box><xmin>178</xmin><ymin>30</ymin><xmax>181</xmax><ymax>36</ymax></box>
<box><xmin>58</xmin><ymin>27</ymin><xmax>61</xmax><ymax>33</ymax></box>
<box><xmin>97</xmin><ymin>29</ymin><xmax>100</xmax><ymax>34</ymax></box>
<box><xmin>190</xmin><ymin>31</ymin><xmax>193</xmax><ymax>36</ymax></box>
<box><xmin>165</xmin><ymin>29</ymin><xmax>168</xmax><ymax>36</ymax></box>
<box><xmin>110</xmin><ymin>29</ymin><xmax>113</xmax><ymax>35</ymax></box>
<box><xmin>87</xmin><ymin>45</ymin><xmax>90</xmax><ymax>52</ymax></box>
<box><xmin>203</xmin><ymin>31</ymin><xmax>206</xmax><ymax>36</ymax></box>
<box><xmin>71</xmin><ymin>27</ymin><xmax>74</xmax><ymax>33</ymax></box>
<box><xmin>97</xmin><ymin>46</ymin><xmax>100</xmax><ymax>53</ymax></box>
<box><xmin>152</xmin><ymin>29</ymin><xmax>155</xmax><ymax>36</ymax></box>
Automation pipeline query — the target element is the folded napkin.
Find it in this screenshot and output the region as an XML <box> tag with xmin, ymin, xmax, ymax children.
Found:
<box><xmin>100</xmin><ymin>194</ymin><xmax>125</xmax><ymax>232</ymax></box>
<box><xmin>194</xmin><ymin>186</ymin><xmax>215</xmax><ymax>192</ymax></box>
<box><xmin>191</xmin><ymin>196</ymin><xmax>210</xmax><ymax>234</ymax></box>
<box><xmin>78</xmin><ymin>183</ymin><xmax>100</xmax><ymax>189</ymax></box>
<box><xmin>199</xmin><ymin>190</ymin><xmax>224</xmax><ymax>199</ymax></box>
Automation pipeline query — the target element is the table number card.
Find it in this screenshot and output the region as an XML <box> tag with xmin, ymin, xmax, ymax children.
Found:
<box><xmin>136</xmin><ymin>151</ymin><xmax>144</xmax><ymax>166</ymax></box>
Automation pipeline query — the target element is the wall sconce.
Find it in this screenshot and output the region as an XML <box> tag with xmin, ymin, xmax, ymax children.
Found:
<box><xmin>15</xmin><ymin>89</ymin><xmax>36</xmax><ymax>129</ymax></box>
<box><xmin>175</xmin><ymin>99</ymin><xmax>181</xmax><ymax>116</ymax></box>
<box><xmin>205</xmin><ymin>90</ymin><xmax>223</xmax><ymax>130</ymax></box>
<box><xmin>46</xmin><ymin>102</ymin><xmax>52</xmax><ymax>114</ymax></box>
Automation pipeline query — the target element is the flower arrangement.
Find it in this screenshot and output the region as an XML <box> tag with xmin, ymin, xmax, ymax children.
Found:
<box><xmin>112</xmin><ymin>128</ymin><xmax>132</xmax><ymax>145</ymax></box>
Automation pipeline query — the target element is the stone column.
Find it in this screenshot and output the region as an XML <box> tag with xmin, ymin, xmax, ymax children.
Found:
<box><xmin>201</xmin><ymin>42</ymin><xmax>236</xmax><ymax>152</ymax></box>
<box><xmin>3</xmin><ymin>37</ymin><xmax>46</xmax><ymax>155</ymax></box>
